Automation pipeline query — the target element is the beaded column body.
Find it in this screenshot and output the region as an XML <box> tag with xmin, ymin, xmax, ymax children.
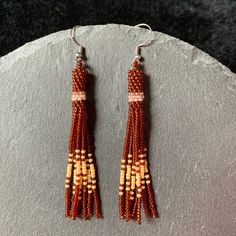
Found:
<box><xmin>65</xmin><ymin>55</ymin><xmax>102</xmax><ymax>220</ymax></box>
<box><xmin>119</xmin><ymin>59</ymin><xmax>158</xmax><ymax>224</ymax></box>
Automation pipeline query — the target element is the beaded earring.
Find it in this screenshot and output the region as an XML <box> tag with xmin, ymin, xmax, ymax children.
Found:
<box><xmin>65</xmin><ymin>26</ymin><xmax>102</xmax><ymax>220</ymax></box>
<box><xmin>119</xmin><ymin>24</ymin><xmax>158</xmax><ymax>224</ymax></box>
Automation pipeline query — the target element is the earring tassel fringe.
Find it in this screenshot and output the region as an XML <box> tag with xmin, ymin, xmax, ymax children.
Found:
<box><xmin>65</xmin><ymin>57</ymin><xmax>102</xmax><ymax>220</ymax></box>
<box><xmin>119</xmin><ymin>59</ymin><xmax>158</xmax><ymax>224</ymax></box>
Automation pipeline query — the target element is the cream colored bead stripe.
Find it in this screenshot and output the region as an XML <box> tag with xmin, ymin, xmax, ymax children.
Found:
<box><xmin>71</xmin><ymin>91</ymin><xmax>86</xmax><ymax>101</ymax></box>
<box><xmin>128</xmin><ymin>92</ymin><xmax>144</xmax><ymax>102</ymax></box>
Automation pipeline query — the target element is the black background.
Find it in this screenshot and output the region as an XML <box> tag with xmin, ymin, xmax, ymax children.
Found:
<box><xmin>0</xmin><ymin>0</ymin><xmax>235</xmax><ymax>72</ymax></box>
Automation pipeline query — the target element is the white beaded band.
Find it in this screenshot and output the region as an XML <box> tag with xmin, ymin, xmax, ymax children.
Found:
<box><xmin>128</xmin><ymin>92</ymin><xmax>144</xmax><ymax>102</ymax></box>
<box><xmin>71</xmin><ymin>91</ymin><xmax>86</xmax><ymax>101</ymax></box>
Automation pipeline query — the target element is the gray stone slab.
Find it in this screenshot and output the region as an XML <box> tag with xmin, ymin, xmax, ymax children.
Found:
<box><xmin>0</xmin><ymin>24</ymin><xmax>235</xmax><ymax>236</ymax></box>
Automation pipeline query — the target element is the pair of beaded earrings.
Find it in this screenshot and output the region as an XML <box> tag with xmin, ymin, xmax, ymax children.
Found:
<box><xmin>64</xmin><ymin>24</ymin><xmax>158</xmax><ymax>224</ymax></box>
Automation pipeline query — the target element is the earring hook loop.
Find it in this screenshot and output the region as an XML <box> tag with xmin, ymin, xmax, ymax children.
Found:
<box><xmin>70</xmin><ymin>25</ymin><xmax>84</xmax><ymax>56</ymax></box>
<box><xmin>133</xmin><ymin>23</ymin><xmax>154</xmax><ymax>60</ymax></box>
<box><xmin>134</xmin><ymin>23</ymin><xmax>154</xmax><ymax>48</ymax></box>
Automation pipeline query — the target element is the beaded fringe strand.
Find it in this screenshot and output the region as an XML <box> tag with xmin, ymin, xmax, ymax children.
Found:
<box><xmin>119</xmin><ymin>59</ymin><xmax>158</xmax><ymax>224</ymax></box>
<box><xmin>65</xmin><ymin>56</ymin><xmax>102</xmax><ymax>220</ymax></box>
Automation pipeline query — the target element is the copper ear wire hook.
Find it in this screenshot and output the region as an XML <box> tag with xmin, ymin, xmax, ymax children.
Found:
<box><xmin>70</xmin><ymin>25</ymin><xmax>84</xmax><ymax>57</ymax></box>
<box><xmin>133</xmin><ymin>23</ymin><xmax>154</xmax><ymax>60</ymax></box>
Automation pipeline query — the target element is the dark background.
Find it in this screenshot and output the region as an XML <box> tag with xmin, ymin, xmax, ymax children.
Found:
<box><xmin>0</xmin><ymin>0</ymin><xmax>235</xmax><ymax>72</ymax></box>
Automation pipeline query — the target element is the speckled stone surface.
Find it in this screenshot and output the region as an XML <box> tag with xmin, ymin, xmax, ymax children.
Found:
<box><xmin>0</xmin><ymin>24</ymin><xmax>235</xmax><ymax>236</ymax></box>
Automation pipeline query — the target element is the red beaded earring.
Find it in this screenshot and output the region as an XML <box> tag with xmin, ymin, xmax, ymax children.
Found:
<box><xmin>65</xmin><ymin>26</ymin><xmax>102</xmax><ymax>220</ymax></box>
<box><xmin>119</xmin><ymin>24</ymin><xmax>158</xmax><ymax>224</ymax></box>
